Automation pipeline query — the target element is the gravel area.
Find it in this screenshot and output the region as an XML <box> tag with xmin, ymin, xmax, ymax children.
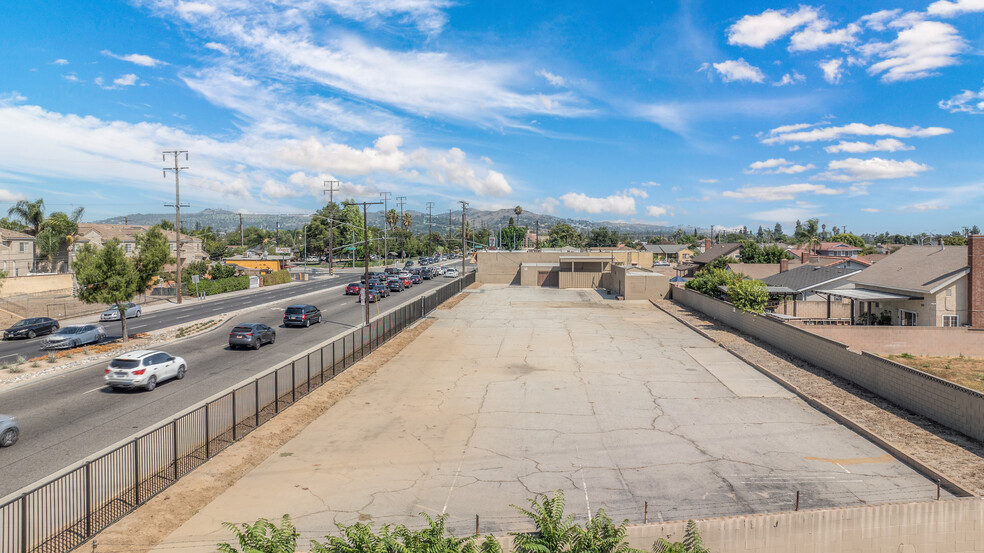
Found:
<box><xmin>655</xmin><ymin>299</ymin><xmax>984</xmax><ymax>496</ymax></box>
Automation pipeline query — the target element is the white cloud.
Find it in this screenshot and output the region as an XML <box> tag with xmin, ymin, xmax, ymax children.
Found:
<box><xmin>817</xmin><ymin>157</ymin><xmax>931</xmax><ymax>181</ymax></box>
<box><xmin>745</xmin><ymin>158</ymin><xmax>816</xmax><ymax>175</ymax></box>
<box><xmin>927</xmin><ymin>0</ymin><xmax>984</xmax><ymax>17</ymax></box>
<box><xmin>724</xmin><ymin>183</ymin><xmax>842</xmax><ymax>201</ymax></box>
<box><xmin>860</xmin><ymin>207</ymin><xmax>880</xmax><ymax>212</ymax></box>
<box><xmin>204</xmin><ymin>42</ymin><xmax>232</xmax><ymax>55</ymax></box>
<box><xmin>938</xmin><ymin>82</ymin><xmax>984</xmax><ymax>114</ymax></box>
<box><xmin>536</xmin><ymin>69</ymin><xmax>567</xmax><ymax>87</ymax></box>
<box><xmin>773</xmin><ymin>71</ymin><xmax>805</xmax><ymax>86</ymax></box>
<box><xmin>824</xmin><ymin>138</ymin><xmax>914</xmax><ymax>153</ymax></box>
<box><xmin>790</xmin><ymin>22</ymin><xmax>860</xmax><ymax>52</ymax></box>
<box><xmin>537</xmin><ymin>197</ymin><xmax>560</xmax><ymax>214</ymax></box>
<box><xmin>62</xmin><ymin>74</ymin><xmax>80</xmax><ymax>82</ymax></box>
<box><xmin>905</xmin><ymin>201</ymin><xmax>947</xmax><ymax>212</ymax></box>
<box><xmin>321</xmin><ymin>0</ymin><xmax>453</xmax><ymax>34</ymax></box>
<box><xmin>176</xmin><ymin>1</ymin><xmax>217</xmax><ymax>17</ymax></box>
<box><xmin>624</xmin><ymin>188</ymin><xmax>649</xmax><ymax>198</ymax></box>
<box><xmin>101</xmin><ymin>50</ymin><xmax>166</xmax><ymax>67</ymax></box>
<box><xmin>788</xmin><ymin>145</ymin><xmax>801</xmax><ymax>151</ymax></box>
<box><xmin>0</xmin><ymin>189</ymin><xmax>27</xmax><ymax>202</ymax></box>
<box><xmin>747</xmin><ymin>158</ymin><xmax>790</xmax><ymax>170</ymax></box>
<box><xmin>412</xmin><ymin>147</ymin><xmax>513</xmax><ymax>196</ymax></box>
<box><xmin>818</xmin><ymin>58</ymin><xmax>844</xmax><ymax>84</ymax></box>
<box><xmin>113</xmin><ymin>74</ymin><xmax>139</xmax><ymax>87</ymax></box>
<box><xmin>560</xmin><ymin>192</ymin><xmax>637</xmax><ymax>215</ymax></box>
<box><xmin>865</xmin><ymin>21</ymin><xmax>967</xmax><ymax>82</ymax></box>
<box><xmin>53</xmin><ymin>59</ymin><xmax>69</xmax><ymax>66</ymax></box>
<box><xmin>646</xmin><ymin>205</ymin><xmax>674</xmax><ymax>217</ymax></box>
<box><xmin>860</xmin><ymin>9</ymin><xmax>902</xmax><ymax>31</ymax></box>
<box><xmin>769</xmin><ymin>123</ymin><xmax>815</xmax><ymax>134</ymax></box>
<box><xmin>712</xmin><ymin>59</ymin><xmax>765</xmax><ymax>83</ymax></box>
<box><xmin>727</xmin><ymin>6</ymin><xmax>819</xmax><ymax>47</ymax></box>
<box><xmin>640</xmin><ymin>181</ymin><xmax>661</xmax><ymax>187</ymax></box>
<box><xmin>699</xmin><ymin>178</ymin><xmax>718</xmax><ymax>183</ymax></box>
<box><xmin>762</xmin><ymin>122</ymin><xmax>952</xmax><ymax>144</ymax></box>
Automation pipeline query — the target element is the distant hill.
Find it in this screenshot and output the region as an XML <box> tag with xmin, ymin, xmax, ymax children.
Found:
<box><xmin>96</xmin><ymin>207</ymin><xmax>682</xmax><ymax>238</ymax></box>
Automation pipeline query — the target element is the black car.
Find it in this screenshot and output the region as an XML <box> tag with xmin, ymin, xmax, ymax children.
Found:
<box><xmin>388</xmin><ymin>278</ymin><xmax>405</xmax><ymax>292</ymax></box>
<box><xmin>421</xmin><ymin>269</ymin><xmax>433</xmax><ymax>280</ymax></box>
<box><xmin>409</xmin><ymin>273</ymin><xmax>422</xmax><ymax>284</ymax></box>
<box><xmin>3</xmin><ymin>317</ymin><xmax>59</xmax><ymax>340</ymax></box>
<box><xmin>283</xmin><ymin>304</ymin><xmax>322</xmax><ymax>327</ymax></box>
<box><xmin>228</xmin><ymin>323</ymin><xmax>276</xmax><ymax>350</ymax></box>
<box><xmin>371</xmin><ymin>285</ymin><xmax>390</xmax><ymax>299</ymax></box>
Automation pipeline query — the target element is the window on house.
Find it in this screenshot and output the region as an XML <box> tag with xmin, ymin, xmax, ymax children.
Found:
<box><xmin>125</xmin><ymin>244</ymin><xmax>132</xmax><ymax>253</ymax></box>
<box><xmin>943</xmin><ymin>315</ymin><xmax>959</xmax><ymax>327</ymax></box>
<box><xmin>899</xmin><ymin>309</ymin><xmax>917</xmax><ymax>326</ymax></box>
<box><xmin>19</xmin><ymin>242</ymin><xmax>28</xmax><ymax>252</ymax></box>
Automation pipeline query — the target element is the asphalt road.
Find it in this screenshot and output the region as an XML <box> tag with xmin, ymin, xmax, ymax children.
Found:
<box><xmin>0</xmin><ymin>265</ymin><xmax>468</xmax><ymax>499</ymax></box>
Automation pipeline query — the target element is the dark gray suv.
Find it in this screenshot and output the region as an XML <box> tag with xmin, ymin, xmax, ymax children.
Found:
<box><xmin>228</xmin><ymin>323</ymin><xmax>276</xmax><ymax>350</ymax></box>
<box><xmin>283</xmin><ymin>305</ymin><xmax>322</xmax><ymax>327</ymax></box>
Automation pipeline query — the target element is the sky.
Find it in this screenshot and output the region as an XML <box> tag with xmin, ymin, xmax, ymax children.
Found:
<box><xmin>1</xmin><ymin>0</ymin><xmax>983</xmax><ymax>235</ymax></box>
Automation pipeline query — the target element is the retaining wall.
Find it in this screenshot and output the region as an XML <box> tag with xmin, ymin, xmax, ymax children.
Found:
<box><xmin>672</xmin><ymin>286</ymin><xmax>984</xmax><ymax>442</ymax></box>
<box><xmin>792</xmin><ymin>325</ymin><xmax>984</xmax><ymax>357</ymax></box>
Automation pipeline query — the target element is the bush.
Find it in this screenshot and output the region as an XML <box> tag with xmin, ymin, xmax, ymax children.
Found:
<box><xmin>729</xmin><ymin>279</ymin><xmax>769</xmax><ymax>313</ymax></box>
<box><xmin>189</xmin><ymin>275</ymin><xmax>249</xmax><ymax>296</ymax></box>
<box><xmin>262</xmin><ymin>270</ymin><xmax>291</xmax><ymax>287</ymax></box>
<box><xmin>685</xmin><ymin>268</ymin><xmax>741</xmax><ymax>298</ymax></box>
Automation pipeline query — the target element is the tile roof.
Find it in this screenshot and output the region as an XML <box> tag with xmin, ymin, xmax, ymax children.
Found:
<box><xmin>849</xmin><ymin>245</ymin><xmax>969</xmax><ymax>294</ymax></box>
<box><xmin>0</xmin><ymin>228</ymin><xmax>34</xmax><ymax>240</ymax></box>
<box><xmin>690</xmin><ymin>243</ymin><xmax>741</xmax><ymax>264</ymax></box>
<box><xmin>762</xmin><ymin>264</ymin><xmax>861</xmax><ymax>292</ymax></box>
<box><xmin>77</xmin><ymin>223</ymin><xmax>197</xmax><ymax>243</ymax></box>
<box><xmin>644</xmin><ymin>244</ymin><xmax>691</xmax><ymax>254</ymax></box>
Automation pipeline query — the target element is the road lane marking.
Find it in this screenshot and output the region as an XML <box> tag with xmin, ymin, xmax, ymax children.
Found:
<box><xmin>82</xmin><ymin>386</ymin><xmax>104</xmax><ymax>395</ymax></box>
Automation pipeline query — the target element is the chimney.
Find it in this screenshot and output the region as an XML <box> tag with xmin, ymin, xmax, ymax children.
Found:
<box><xmin>801</xmin><ymin>251</ymin><xmax>811</xmax><ymax>264</ymax></box>
<box><xmin>780</xmin><ymin>258</ymin><xmax>789</xmax><ymax>273</ymax></box>
<box><xmin>970</xmin><ymin>235</ymin><xmax>984</xmax><ymax>329</ymax></box>
<box><xmin>703</xmin><ymin>238</ymin><xmax>712</xmax><ymax>252</ymax></box>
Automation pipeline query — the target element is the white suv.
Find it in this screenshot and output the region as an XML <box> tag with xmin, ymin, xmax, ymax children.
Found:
<box><xmin>105</xmin><ymin>350</ymin><xmax>187</xmax><ymax>391</ymax></box>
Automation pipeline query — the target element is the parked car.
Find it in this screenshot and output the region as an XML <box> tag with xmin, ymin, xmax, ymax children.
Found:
<box><xmin>345</xmin><ymin>283</ymin><xmax>363</xmax><ymax>295</ymax></box>
<box><xmin>405</xmin><ymin>260</ymin><xmax>414</xmax><ymax>267</ymax></box>
<box><xmin>104</xmin><ymin>350</ymin><xmax>187</xmax><ymax>391</ymax></box>
<box><xmin>100</xmin><ymin>302</ymin><xmax>142</xmax><ymax>321</ymax></box>
<box><xmin>283</xmin><ymin>304</ymin><xmax>322</xmax><ymax>327</ymax></box>
<box><xmin>228</xmin><ymin>323</ymin><xmax>276</xmax><ymax>350</ymax></box>
<box><xmin>388</xmin><ymin>278</ymin><xmax>405</xmax><ymax>292</ymax></box>
<box><xmin>445</xmin><ymin>268</ymin><xmax>459</xmax><ymax>278</ymax></box>
<box><xmin>3</xmin><ymin>317</ymin><xmax>59</xmax><ymax>340</ymax></box>
<box><xmin>41</xmin><ymin>324</ymin><xmax>106</xmax><ymax>350</ymax></box>
<box><xmin>0</xmin><ymin>415</ymin><xmax>18</xmax><ymax>447</ymax></box>
<box><xmin>653</xmin><ymin>261</ymin><xmax>671</xmax><ymax>267</ymax></box>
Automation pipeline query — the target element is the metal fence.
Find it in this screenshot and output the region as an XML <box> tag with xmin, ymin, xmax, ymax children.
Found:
<box><xmin>0</xmin><ymin>271</ymin><xmax>475</xmax><ymax>553</ymax></box>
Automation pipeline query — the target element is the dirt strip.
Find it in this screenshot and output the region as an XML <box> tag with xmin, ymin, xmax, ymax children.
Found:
<box><xmin>655</xmin><ymin>299</ymin><xmax>984</xmax><ymax>496</ymax></box>
<box><xmin>91</xmin><ymin>314</ymin><xmax>444</xmax><ymax>553</ymax></box>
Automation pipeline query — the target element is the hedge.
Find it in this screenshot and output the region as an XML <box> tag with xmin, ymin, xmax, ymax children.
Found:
<box><xmin>262</xmin><ymin>270</ymin><xmax>291</xmax><ymax>286</ymax></box>
<box><xmin>186</xmin><ymin>275</ymin><xmax>249</xmax><ymax>296</ymax></box>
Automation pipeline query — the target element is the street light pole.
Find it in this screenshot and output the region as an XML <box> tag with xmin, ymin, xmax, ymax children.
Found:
<box><xmin>324</xmin><ymin>180</ymin><xmax>339</xmax><ymax>275</ymax></box>
<box><xmin>426</xmin><ymin>201</ymin><xmax>434</xmax><ymax>257</ymax></box>
<box><xmin>397</xmin><ymin>196</ymin><xmax>407</xmax><ymax>264</ymax></box>
<box><xmin>380</xmin><ymin>192</ymin><xmax>391</xmax><ymax>268</ymax></box>
<box><xmin>459</xmin><ymin>200</ymin><xmax>468</xmax><ymax>276</ymax></box>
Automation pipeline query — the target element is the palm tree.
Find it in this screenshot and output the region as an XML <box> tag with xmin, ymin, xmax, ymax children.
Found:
<box><xmin>385</xmin><ymin>209</ymin><xmax>399</xmax><ymax>232</ymax></box>
<box><xmin>514</xmin><ymin>205</ymin><xmax>523</xmax><ymax>228</ymax></box>
<box><xmin>8</xmin><ymin>198</ymin><xmax>46</xmax><ymax>271</ymax></box>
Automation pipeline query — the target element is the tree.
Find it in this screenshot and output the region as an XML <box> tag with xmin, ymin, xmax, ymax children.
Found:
<box><xmin>587</xmin><ymin>227</ymin><xmax>619</xmax><ymax>247</ymax></box>
<box><xmin>739</xmin><ymin>241</ymin><xmax>793</xmax><ymax>264</ymax></box>
<box><xmin>686</xmin><ymin>267</ymin><xmax>741</xmax><ymax>297</ymax></box>
<box><xmin>501</xmin><ymin>225</ymin><xmax>526</xmax><ymax>250</ymax></box>
<box><xmin>218</xmin><ymin>515</ymin><xmax>298</xmax><ymax>553</ymax></box>
<box><xmin>972</xmin><ymin>225</ymin><xmax>981</xmax><ymax>235</ymax></box>
<box><xmin>0</xmin><ymin>217</ymin><xmax>27</xmax><ymax>232</ymax></box>
<box><xmin>158</xmin><ymin>219</ymin><xmax>175</xmax><ymax>231</ymax></box>
<box><xmin>653</xmin><ymin>520</ymin><xmax>710</xmax><ymax>553</ymax></box>
<box><xmin>548</xmin><ymin>223</ymin><xmax>585</xmax><ymax>248</ymax></box>
<box><xmin>943</xmin><ymin>235</ymin><xmax>967</xmax><ymax>246</ymax></box>
<box><xmin>830</xmin><ymin>232</ymin><xmax>864</xmax><ymax>248</ymax></box>
<box><xmin>37</xmin><ymin>207</ymin><xmax>85</xmax><ymax>271</ymax></box>
<box><xmin>773</xmin><ymin>222</ymin><xmax>784</xmax><ymax>242</ymax></box>
<box><xmin>512</xmin><ymin>491</ymin><xmax>576</xmax><ymax>553</ymax></box>
<box><xmin>730</xmin><ymin>279</ymin><xmax>769</xmax><ymax>313</ymax></box>
<box><xmin>7</xmin><ymin>198</ymin><xmax>45</xmax><ymax>271</ymax></box>
<box><xmin>514</xmin><ymin>205</ymin><xmax>523</xmax><ymax>228</ymax></box>
<box><xmin>794</xmin><ymin>218</ymin><xmax>820</xmax><ymax>253</ymax></box>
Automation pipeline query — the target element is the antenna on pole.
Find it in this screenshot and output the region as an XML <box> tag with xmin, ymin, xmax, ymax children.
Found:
<box><xmin>163</xmin><ymin>150</ymin><xmax>190</xmax><ymax>304</ymax></box>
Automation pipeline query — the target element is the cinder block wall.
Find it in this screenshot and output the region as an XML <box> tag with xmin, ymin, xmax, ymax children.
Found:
<box><xmin>672</xmin><ymin>286</ymin><xmax>984</xmax><ymax>442</ymax></box>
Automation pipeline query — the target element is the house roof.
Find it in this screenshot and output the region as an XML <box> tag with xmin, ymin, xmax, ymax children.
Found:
<box><xmin>690</xmin><ymin>243</ymin><xmax>741</xmax><ymax>264</ymax></box>
<box><xmin>0</xmin><ymin>228</ymin><xmax>34</xmax><ymax>241</ymax></box>
<box><xmin>76</xmin><ymin>223</ymin><xmax>196</xmax><ymax>244</ymax></box>
<box><xmin>848</xmin><ymin>245</ymin><xmax>969</xmax><ymax>294</ymax></box>
<box><xmin>856</xmin><ymin>253</ymin><xmax>888</xmax><ymax>264</ymax></box>
<box><xmin>762</xmin><ymin>264</ymin><xmax>861</xmax><ymax>293</ymax></box>
<box><xmin>817</xmin><ymin>241</ymin><xmax>862</xmax><ymax>251</ymax></box>
<box><xmin>727</xmin><ymin>263</ymin><xmax>787</xmax><ymax>280</ymax></box>
<box><xmin>644</xmin><ymin>244</ymin><xmax>691</xmax><ymax>254</ymax></box>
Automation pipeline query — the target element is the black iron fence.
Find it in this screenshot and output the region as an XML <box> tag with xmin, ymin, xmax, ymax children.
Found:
<box><xmin>0</xmin><ymin>271</ymin><xmax>475</xmax><ymax>553</ymax></box>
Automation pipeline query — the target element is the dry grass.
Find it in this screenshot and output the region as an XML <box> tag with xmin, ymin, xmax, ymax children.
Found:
<box><xmin>885</xmin><ymin>354</ymin><xmax>984</xmax><ymax>393</ymax></box>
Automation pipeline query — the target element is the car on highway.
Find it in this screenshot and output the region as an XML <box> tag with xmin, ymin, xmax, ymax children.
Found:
<box><xmin>0</xmin><ymin>415</ymin><xmax>19</xmax><ymax>447</ymax></box>
<box><xmin>409</xmin><ymin>273</ymin><xmax>422</xmax><ymax>284</ymax></box>
<box><xmin>345</xmin><ymin>283</ymin><xmax>362</xmax><ymax>295</ymax></box>
<box><xmin>384</xmin><ymin>267</ymin><xmax>400</xmax><ymax>276</ymax></box>
<box><xmin>358</xmin><ymin>288</ymin><xmax>379</xmax><ymax>303</ymax></box>
<box><xmin>421</xmin><ymin>269</ymin><xmax>433</xmax><ymax>280</ymax></box>
<box><xmin>3</xmin><ymin>317</ymin><xmax>60</xmax><ymax>340</ymax></box>
<box><xmin>40</xmin><ymin>324</ymin><xmax>106</xmax><ymax>350</ymax></box>
<box><xmin>99</xmin><ymin>302</ymin><xmax>142</xmax><ymax>321</ymax></box>
<box><xmin>399</xmin><ymin>275</ymin><xmax>413</xmax><ymax>288</ymax></box>
<box><xmin>445</xmin><ymin>268</ymin><xmax>459</xmax><ymax>278</ymax></box>
<box><xmin>283</xmin><ymin>304</ymin><xmax>322</xmax><ymax>327</ymax></box>
<box><xmin>229</xmin><ymin>323</ymin><xmax>276</xmax><ymax>350</ymax></box>
<box><xmin>370</xmin><ymin>284</ymin><xmax>389</xmax><ymax>299</ymax></box>
<box><xmin>388</xmin><ymin>278</ymin><xmax>405</xmax><ymax>292</ymax></box>
<box><xmin>104</xmin><ymin>350</ymin><xmax>187</xmax><ymax>391</ymax></box>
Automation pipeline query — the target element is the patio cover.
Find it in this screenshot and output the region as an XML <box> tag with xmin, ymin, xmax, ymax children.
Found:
<box><xmin>814</xmin><ymin>289</ymin><xmax>922</xmax><ymax>301</ymax></box>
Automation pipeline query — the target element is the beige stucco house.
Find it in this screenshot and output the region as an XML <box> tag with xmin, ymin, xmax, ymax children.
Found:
<box><xmin>73</xmin><ymin>223</ymin><xmax>208</xmax><ymax>267</ymax></box>
<box><xmin>0</xmin><ymin>228</ymin><xmax>35</xmax><ymax>277</ymax></box>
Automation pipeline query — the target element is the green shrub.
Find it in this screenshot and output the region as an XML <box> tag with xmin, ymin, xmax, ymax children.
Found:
<box><xmin>190</xmin><ymin>275</ymin><xmax>249</xmax><ymax>296</ymax></box>
<box><xmin>46</xmin><ymin>352</ymin><xmax>58</xmax><ymax>364</ymax></box>
<box><xmin>729</xmin><ymin>279</ymin><xmax>769</xmax><ymax>313</ymax></box>
<box><xmin>685</xmin><ymin>268</ymin><xmax>741</xmax><ymax>298</ymax></box>
<box><xmin>218</xmin><ymin>515</ymin><xmax>297</xmax><ymax>553</ymax></box>
<box><xmin>262</xmin><ymin>270</ymin><xmax>291</xmax><ymax>287</ymax></box>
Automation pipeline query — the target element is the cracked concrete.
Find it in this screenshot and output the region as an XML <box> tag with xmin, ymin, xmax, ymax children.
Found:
<box><xmin>151</xmin><ymin>285</ymin><xmax>949</xmax><ymax>552</ymax></box>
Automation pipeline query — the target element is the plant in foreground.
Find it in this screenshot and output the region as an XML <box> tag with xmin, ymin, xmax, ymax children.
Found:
<box><xmin>217</xmin><ymin>515</ymin><xmax>298</xmax><ymax>553</ymax></box>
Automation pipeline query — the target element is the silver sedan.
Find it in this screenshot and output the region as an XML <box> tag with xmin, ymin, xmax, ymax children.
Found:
<box><xmin>41</xmin><ymin>324</ymin><xmax>106</xmax><ymax>350</ymax></box>
<box><xmin>100</xmin><ymin>303</ymin><xmax>142</xmax><ymax>321</ymax></box>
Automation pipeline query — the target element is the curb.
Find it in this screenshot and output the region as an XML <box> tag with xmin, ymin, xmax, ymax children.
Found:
<box><xmin>651</xmin><ymin>299</ymin><xmax>977</xmax><ymax>499</ymax></box>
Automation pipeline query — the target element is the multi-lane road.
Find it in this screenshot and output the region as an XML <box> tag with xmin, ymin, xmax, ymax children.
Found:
<box><xmin>0</xmin><ymin>264</ymin><xmax>468</xmax><ymax>499</ymax></box>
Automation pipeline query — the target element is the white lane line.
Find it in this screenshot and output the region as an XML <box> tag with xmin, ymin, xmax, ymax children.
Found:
<box><xmin>441</xmin><ymin>456</ymin><xmax>465</xmax><ymax>515</ymax></box>
<box><xmin>575</xmin><ymin>445</ymin><xmax>591</xmax><ymax>523</ymax></box>
<box><xmin>82</xmin><ymin>386</ymin><xmax>104</xmax><ymax>395</ymax></box>
<box><xmin>836</xmin><ymin>463</ymin><xmax>851</xmax><ymax>474</ymax></box>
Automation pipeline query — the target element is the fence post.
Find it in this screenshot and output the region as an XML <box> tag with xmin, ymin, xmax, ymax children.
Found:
<box><xmin>274</xmin><ymin>371</ymin><xmax>280</xmax><ymax>414</ymax></box>
<box><xmin>133</xmin><ymin>441</ymin><xmax>140</xmax><ymax>505</ymax></box>
<box><xmin>291</xmin><ymin>362</ymin><xmax>296</xmax><ymax>403</ymax></box>
<box><xmin>331</xmin><ymin>342</ymin><xmax>336</xmax><ymax>377</ymax></box>
<box><xmin>205</xmin><ymin>403</ymin><xmax>211</xmax><ymax>459</ymax></box>
<box><xmin>172</xmin><ymin>420</ymin><xmax>179</xmax><ymax>481</ymax></box>
<box><xmin>84</xmin><ymin>462</ymin><xmax>92</xmax><ymax>538</ymax></box>
<box><xmin>320</xmin><ymin>347</ymin><xmax>325</xmax><ymax>383</ymax></box>
<box><xmin>20</xmin><ymin>493</ymin><xmax>27</xmax><ymax>553</ymax></box>
<box><xmin>232</xmin><ymin>391</ymin><xmax>238</xmax><ymax>441</ymax></box>
<box><xmin>307</xmin><ymin>354</ymin><xmax>312</xmax><ymax>393</ymax></box>
<box><xmin>254</xmin><ymin>380</ymin><xmax>260</xmax><ymax>428</ymax></box>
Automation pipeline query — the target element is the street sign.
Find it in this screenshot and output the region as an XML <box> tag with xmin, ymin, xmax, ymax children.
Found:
<box><xmin>191</xmin><ymin>275</ymin><xmax>200</xmax><ymax>284</ymax></box>
<box><xmin>275</xmin><ymin>247</ymin><xmax>291</xmax><ymax>254</ymax></box>
<box><xmin>489</xmin><ymin>237</ymin><xmax>495</xmax><ymax>247</ymax></box>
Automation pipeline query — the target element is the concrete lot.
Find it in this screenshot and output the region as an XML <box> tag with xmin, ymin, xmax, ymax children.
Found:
<box><xmin>154</xmin><ymin>285</ymin><xmax>948</xmax><ymax>551</ymax></box>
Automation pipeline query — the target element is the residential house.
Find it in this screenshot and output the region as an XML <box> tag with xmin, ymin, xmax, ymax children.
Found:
<box><xmin>73</xmin><ymin>223</ymin><xmax>208</xmax><ymax>267</ymax></box>
<box><xmin>675</xmin><ymin>240</ymin><xmax>742</xmax><ymax>277</ymax></box>
<box><xmin>726</xmin><ymin>258</ymin><xmax>802</xmax><ymax>281</ymax></box>
<box><xmin>762</xmin><ymin>264</ymin><xmax>862</xmax><ymax>301</ymax></box>
<box><xmin>644</xmin><ymin>244</ymin><xmax>695</xmax><ymax>262</ymax></box>
<box><xmin>788</xmin><ymin>241</ymin><xmax>862</xmax><ymax>264</ymax></box>
<box><xmin>815</xmin><ymin>240</ymin><xmax>983</xmax><ymax>327</ymax></box>
<box><xmin>0</xmin><ymin>228</ymin><xmax>35</xmax><ymax>276</ymax></box>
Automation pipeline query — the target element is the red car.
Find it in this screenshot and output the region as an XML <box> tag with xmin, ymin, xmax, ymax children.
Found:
<box><xmin>345</xmin><ymin>283</ymin><xmax>362</xmax><ymax>295</ymax></box>
<box><xmin>400</xmin><ymin>276</ymin><xmax>412</xmax><ymax>287</ymax></box>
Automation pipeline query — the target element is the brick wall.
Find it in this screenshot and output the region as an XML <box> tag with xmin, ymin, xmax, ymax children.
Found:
<box><xmin>970</xmin><ymin>235</ymin><xmax>984</xmax><ymax>328</ymax></box>
<box><xmin>672</xmin><ymin>286</ymin><xmax>984</xmax><ymax>442</ymax></box>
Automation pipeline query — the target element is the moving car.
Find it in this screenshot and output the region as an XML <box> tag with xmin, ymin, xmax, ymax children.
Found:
<box><xmin>99</xmin><ymin>302</ymin><xmax>141</xmax><ymax>321</ymax></box>
<box><xmin>400</xmin><ymin>275</ymin><xmax>413</xmax><ymax>287</ymax></box>
<box><xmin>370</xmin><ymin>284</ymin><xmax>390</xmax><ymax>299</ymax></box>
<box><xmin>409</xmin><ymin>274</ymin><xmax>422</xmax><ymax>284</ymax></box>
<box><xmin>445</xmin><ymin>268</ymin><xmax>459</xmax><ymax>278</ymax></box>
<box><xmin>283</xmin><ymin>304</ymin><xmax>322</xmax><ymax>327</ymax></box>
<box><xmin>0</xmin><ymin>415</ymin><xmax>18</xmax><ymax>447</ymax></box>
<box><xmin>104</xmin><ymin>350</ymin><xmax>187</xmax><ymax>391</ymax></box>
<box><xmin>41</xmin><ymin>324</ymin><xmax>106</xmax><ymax>350</ymax></box>
<box><xmin>421</xmin><ymin>269</ymin><xmax>433</xmax><ymax>280</ymax></box>
<box><xmin>3</xmin><ymin>317</ymin><xmax>59</xmax><ymax>340</ymax></box>
<box><xmin>345</xmin><ymin>283</ymin><xmax>363</xmax><ymax>295</ymax></box>
<box><xmin>388</xmin><ymin>278</ymin><xmax>405</xmax><ymax>292</ymax></box>
<box><xmin>229</xmin><ymin>323</ymin><xmax>276</xmax><ymax>350</ymax></box>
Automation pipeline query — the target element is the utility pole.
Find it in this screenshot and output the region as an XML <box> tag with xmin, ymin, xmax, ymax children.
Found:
<box><xmin>426</xmin><ymin>201</ymin><xmax>434</xmax><ymax>256</ymax></box>
<box><xmin>275</xmin><ymin>221</ymin><xmax>279</xmax><ymax>248</ymax></box>
<box><xmin>459</xmin><ymin>201</ymin><xmax>468</xmax><ymax>276</ymax></box>
<box><xmin>535</xmin><ymin>220</ymin><xmax>540</xmax><ymax>250</ymax></box>
<box><xmin>449</xmin><ymin>208</ymin><xmax>453</xmax><ymax>249</ymax></box>
<box><xmin>163</xmin><ymin>150</ymin><xmax>189</xmax><ymax>304</ymax></box>
<box><xmin>396</xmin><ymin>196</ymin><xmax>407</xmax><ymax>264</ymax></box>
<box><xmin>380</xmin><ymin>192</ymin><xmax>391</xmax><ymax>268</ymax></box>
<box><xmin>347</xmin><ymin>201</ymin><xmax>383</xmax><ymax>326</ymax></box>
<box><xmin>324</xmin><ymin>180</ymin><xmax>340</xmax><ymax>275</ymax></box>
<box><xmin>124</xmin><ymin>216</ymin><xmax>128</xmax><ymax>225</ymax></box>
<box><xmin>239</xmin><ymin>213</ymin><xmax>244</xmax><ymax>247</ymax></box>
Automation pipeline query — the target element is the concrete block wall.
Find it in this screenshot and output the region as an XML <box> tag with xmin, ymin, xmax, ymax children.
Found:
<box><xmin>672</xmin><ymin>287</ymin><xmax>984</xmax><ymax>442</ymax></box>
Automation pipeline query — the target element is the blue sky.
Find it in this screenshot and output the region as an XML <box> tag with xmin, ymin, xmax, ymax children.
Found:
<box><xmin>1</xmin><ymin>0</ymin><xmax>983</xmax><ymax>234</ymax></box>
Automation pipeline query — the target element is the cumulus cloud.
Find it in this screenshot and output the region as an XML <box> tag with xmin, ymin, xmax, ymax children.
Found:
<box><xmin>724</xmin><ymin>183</ymin><xmax>843</xmax><ymax>201</ymax></box>
<box><xmin>818</xmin><ymin>58</ymin><xmax>844</xmax><ymax>84</ymax></box>
<box><xmin>537</xmin><ymin>197</ymin><xmax>560</xmax><ymax>214</ymax></box>
<box><xmin>204</xmin><ymin>42</ymin><xmax>232</xmax><ymax>55</ymax></box>
<box><xmin>762</xmin><ymin>122</ymin><xmax>952</xmax><ymax>144</ymax></box>
<box><xmin>745</xmin><ymin>158</ymin><xmax>815</xmax><ymax>174</ymax></box>
<box><xmin>824</xmin><ymin>138</ymin><xmax>914</xmax><ymax>153</ymax></box>
<box><xmin>712</xmin><ymin>59</ymin><xmax>765</xmax><ymax>83</ymax></box>
<box><xmin>101</xmin><ymin>50</ymin><xmax>166</xmax><ymax>67</ymax></box>
<box><xmin>536</xmin><ymin>69</ymin><xmax>567</xmax><ymax>87</ymax></box>
<box><xmin>865</xmin><ymin>21</ymin><xmax>967</xmax><ymax>82</ymax></box>
<box><xmin>790</xmin><ymin>22</ymin><xmax>860</xmax><ymax>52</ymax></box>
<box><xmin>113</xmin><ymin>74</ymin><xmax>139</xmax><ymax>87</ymax></box>
<box><xmin>938</xmin><ymin>82</ymin><xmax>984</xmax><ymax>114</ymax></box>
<box><xmin>640</xmin><ymin>181</ymin><xmax>661</xmax><ymax>187</ymax></box>
<box><xmin>773</xmin><ymin>71</ymin><xmax>806</xmax><ymax>86</ymax></box>
<box><xmin>816</xmin><ymin>157</ymin><xmax>931</xmax><ymax>181</ymax></box>
<box><xmin>53</xmin><ymin>59</ymin><xmax>69</xmax><ymax>66</ymax></box>
<box><xmin>646</xmin><ymin>205</ymin><xmax>674</xmax><ymax>217</ymax></box>
<box><xmin>859</xmin><ymin>9</ymin><xmax>902</xmax><ymax>31</ymax></box>
<box><xmin>0</xmin><ymin>189</ymin><xmax>27</xmax><ymax>202</ymax></box>
<box><xmin>416</xmin><ymin>147</ymin><xmax>513</xmax><ymax>196</ymax></box>
<box><xmin>927</xmin><ymin>0</ymin><xmax>984</xmax><ymax>17</ymax></box>
<box><xmin>560</xmin><ymin>192</ymin><xmax>637</xmax><ymax>215</ymax></box>
<box><xmin>727</xmin><ymin>6</ymin><xmax>819</xmax><ymax>47</ymax></box>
